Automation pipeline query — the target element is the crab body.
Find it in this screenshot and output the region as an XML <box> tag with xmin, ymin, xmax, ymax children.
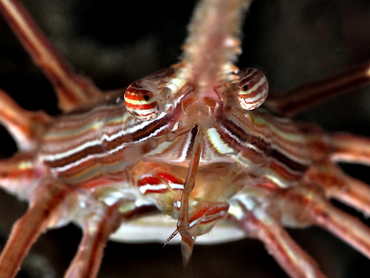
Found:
<box><xmin>0</xmin><ymin>0</ymin><xmax>370</xmax><ymax>277</ymax></box>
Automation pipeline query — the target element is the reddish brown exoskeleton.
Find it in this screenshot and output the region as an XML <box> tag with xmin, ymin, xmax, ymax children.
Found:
<box><xmin>1</xmin><ymin>0</ymin><xmax>370</xmax><ymax>277</ymax></box>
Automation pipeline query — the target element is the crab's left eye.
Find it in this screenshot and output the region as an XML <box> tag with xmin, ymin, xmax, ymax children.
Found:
<box><xmin>237</xmin><ymin>68</ymin><xmax>268</xmax><ymax>110</ymax></box>
<box><xmin>124</xmin><ymin>82</ymin><xmax>160</xmax><ymax>121</ymax></box>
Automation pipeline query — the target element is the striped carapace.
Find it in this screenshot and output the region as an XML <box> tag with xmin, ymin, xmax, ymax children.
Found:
<box><xmin>1</xmin><ymin>0</ymin><xmax>370</xmax><ymax>277</ymax></box>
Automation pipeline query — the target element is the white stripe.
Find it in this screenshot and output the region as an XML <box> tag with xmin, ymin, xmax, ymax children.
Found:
<box><xmin>50</xmin><ymin>122</ymin><xmax>170</xmax><ymax>173</ymax></box>
<box><xmin>139</xmin><ymin>184</ymin><xmax>168</xmax><ymax>194</ymax></box>
<box><xmin>168</xmin><ymin>181</ymin><xmax>184</xmax><ymax>190</ymax></box>
<box><xmin>207</xmin><ymin>128</ymin><xmax>236</xmax><ymax>155</ymax></box>
<box><xmin>125</xmin><ymin>96</ymin><xmax>156</xmax><ymax>106</ymax></box>
<box><xmin>240</xmin><ymin>69</ymin><xmax>256</xmax><ymax>80</ymax></box>
<box><xmin>220</xmin><ymin>126</ymin><xmax>264</xmax><ymax>155</ymax></box>
<box><xmin>239</xmin><ymin>76</ymin><xmax>266</xmax><ymax>96</ymax></box>
<box><xmin>127</xmin><ymin>107</ymin><xmax>157</xmax><ymax>116</ymax></box>
<box><xmin>175</xmin><ymin>132</ymin><xmax>193</xmax><ymax>162</ymax></box>
<box><xmin>50</xmin><ymin>152</ymin><xmax>103</xmax><ymax>173</ymax></box>
<box><xmin>42</xmin><ymin>113</ymin><xmax>169</xmax><ymax>162</ymax></box>
<box><xmin>40</xmin><ymin>139</ymin><xmax>101</xmax><ymax>161</ymax></box>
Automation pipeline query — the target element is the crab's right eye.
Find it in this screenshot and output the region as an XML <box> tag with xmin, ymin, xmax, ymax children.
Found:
<box><xmin>237</xmin><ymin>68</ymin><xmax>268</xmax><ymax>110</ymax></box>
<box><xmin>124</xmin><ymin>81</ymin><xmax>160</xmax><ymax>121</ymax></box>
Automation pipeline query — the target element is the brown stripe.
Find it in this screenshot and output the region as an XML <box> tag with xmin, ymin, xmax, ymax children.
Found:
<box><xmin>269</xmin><ymin>148</ymin><xmax>308</xmax><ymax>173</ymax></box>
<box><xmin>221</xmin><ymin>118</ymin><xmax>270</xmax><ymax>153</ymax></box>
<box><xmin>220</xmin><ymin>116</ymin><xmax>308</xmax><ymax>176</ymax></box>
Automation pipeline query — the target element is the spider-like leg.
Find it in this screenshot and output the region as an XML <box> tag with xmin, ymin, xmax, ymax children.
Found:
<box><xmin>264</xmin><ymin>62</ymin><xmax>370</xmax><ymax>117</ymax></box>
<box><xmin>229</xmin><ymin>196</ymin><xmax>326</xmax><ymax>278</ymax></box>
<box><xmin>0</xmin><ymin>89</ymin><xmax>70</xmax><ymax>277</ymax></box>
<box><xmin>329</xmin><ymin>133</ymin><xmax>370</xmax><ymax>165</ymax></box>
<box><xmin>297</xmin><ymin>125</ymin><xmax>370</xmax><ymax>215</ymax></box>
<box><xmin>303</xmin><ymin>132</ymin><xmax>370</xmax><ymax>216</ymax></box>
<box><xmin>0</xmin><ymin>0</ymin><xmax>103</xmax><ymax>112</ymax></box>
<box><xmin>306</xmin><ymin>161</ymin><xmax>370</xmax><ymax>216</ymax></box>
<box><xmin>173</xmin><ymin>127</ymin><xmax>203</xmax><ymax>265</ymax></box>
<box><xmin>0</xmin><ymin>152</ymin><xmax>40</xmax><ymax>199</ymax></box>
<box><xmin>0</xmin><ymin>179</ymin><xmax>74</xmax><ymax>278</ymax></box>
<box><xmin>65</xmin><ymin>202</ymin><xmax>121</xmax><ymax>278</ymax></box>
<box><xmin>0</xmin><ymin>89</ymin><xmax>51</xmax><ymax>151</ymax></box>
<box><xmin>277</xmin><ymin>184</ymin><xmax>370</xmax><ymax>260</ymax></box>
<box><xmin>0</xmin><ymin>88</ymin><xmax>52</xmax><ymax>197</ymax></box>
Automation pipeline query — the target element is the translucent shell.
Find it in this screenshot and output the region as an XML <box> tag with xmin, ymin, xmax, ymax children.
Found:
<box><xmin>237</xmin><ymin>68</ymin><xmax>268</xmax><ymax>110</ymax></box>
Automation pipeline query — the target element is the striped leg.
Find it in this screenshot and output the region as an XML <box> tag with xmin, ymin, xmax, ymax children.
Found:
<box><xmin>0</xmin><ymin>0</ymin><xmax>103</xmax><ymax>112</ymax></box>
<box><xmin>264</xmin><ymin>62</ymin><xmax>370</xmax><ymax>117</ymax></box>
<box><xmin>0</xmin><ymin>179</ymin><xmax>74</xmax><ymax>278</ymax></box>
<box><xmin>167</xmin><ymin>201</ymin><xmax>230</xmax><ymax>266</ymax></box>
<box><xmin>187</xmin><ymin>201</ymin><xmax>229</xmax><ymax>236</ymax></box>
<box><xmin>0</xmin><ymin>152</ymin><xmax>41</xmax><ymax>199</ymax></box>
<box><xmin>229</xmin><ymin>198</ymin><xmax>327</xmax><ymax>278</ymax></box>
<box><xmin>298</xmin><ymin>127</ymin><xmax>370</xmax><ymax>216</ymax></box>
<box><xmin>277</xmin><ymin>184</ymin><xmax>370</xmax><ymax>260</ymax></box>
<box><xmin>175</xmin><ymin>127</ymin><xmax>203</xmax><ymax>265</ymax></box>
<box><xmin>65</xmin><ymin>203</ymin><xmax>121</xmax><ymax>278</ymax></box>
<box><xmin>329</xmin><ymin>132</ymin><xmax>370</xmax><ymax>165</ymax></box>
<box><xmin>306</xmin><ymin>161</ymin><xmax>370</xmax><ymax>216</ymax></box>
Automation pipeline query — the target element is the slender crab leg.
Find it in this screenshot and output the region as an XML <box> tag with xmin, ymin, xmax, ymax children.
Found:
<box><xmin>329</xmin><ymin>133</ymin><xmax>370</xmax><ymax>165</ymax></box>
<box><xmin>0</xmin><ymin>0</ymin><xmax>103</xmax><ymax>111</ymax></box>
<box><xmin>171</xmin><ymin>127</ymin><xmax>203</xmax><ymax>265</ymax></box>
<box><xmin>306</xmin><ymin>161</ymin><xmax>370</xmax><ymax>216</ymax></box>
<box><xmin>65</xmin><ymin>203</ymin><xmax>121</xmax><ymax>278</ymax></box>
<box><xmin>278</xmin><ymin>185</ymin><xmax>370</xmax><ymax>260</ymax></box>
<box><xmin>229</xmin><ymin>200</ymin><xmax>326</xmax><ymax>278</ymax></box>
<box><xmin>0</xmin><ymin>180</ymin><xmax>74</xmax><ymax>278</ymax></box>
<box><xmin>0</xmin><ymin>89</ymin><xmax>51</xmax><ymax>151</ymax></box>
<box><xmin>0</xmin><ymin>152</ymin><xmax>39</xmax><ymax>199</ymax></box>
<box><xmin>264</xmin><ymin>62</ymin><xmax>370</xmax><ymax>117</ymax></box>
<box><xmin>0</xmin><ymin>88</ymin><xmax>51</xmax><ymax>197</ymax></box>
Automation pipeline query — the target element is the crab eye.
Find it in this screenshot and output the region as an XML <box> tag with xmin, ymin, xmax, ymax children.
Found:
<box><xmin>237</xmin><ymin>68</ymin><xmax>268</xmax><ymax>110</ymax></box>
<box><xmin>124</xmin><ymin>81</ymin><xmax>160</xmax><ymax>121</ymax></box>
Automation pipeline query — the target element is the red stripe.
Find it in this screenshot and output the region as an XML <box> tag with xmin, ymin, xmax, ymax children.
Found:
<box><xmin>138</xmin><ymin>176</ymin><xmax>162</xmax><ymax>187</ymax></box>
<box><xmin>157</xmin><ymin>172</ymin><xmax>183</xmax><ymax>185</ymax></box>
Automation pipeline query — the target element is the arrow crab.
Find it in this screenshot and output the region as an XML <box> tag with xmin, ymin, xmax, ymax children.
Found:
<box><xmin>0</xmin><ymin>0</ymin><xmax>370</xmax><ymax>277</ymax></box>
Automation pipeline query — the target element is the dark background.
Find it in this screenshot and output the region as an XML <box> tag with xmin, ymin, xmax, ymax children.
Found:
<box><xmin>0</xmin><ymin>0</ymin><xmax>370</xmax><ymax>277</ymax></box>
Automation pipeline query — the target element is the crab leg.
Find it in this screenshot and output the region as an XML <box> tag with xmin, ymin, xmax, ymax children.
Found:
<box><xmin>0</xmin><ymin>0</ymin><xmax>102</xmax><ymax>112</ymax></box>
<box><xmin>329</xmin><ymin>133</ymin><xmax>370</xmax><ymax>165</ymax></box>
<box><xmin>0</xmin><ymin>180</ymin><xmax>73</xmax><ymax>278</ymax></box>
<box><xmin>229</xmin><ymin>200</ymin><xmax>326</xmax><ymax>278</ymax></box>
<box><xmin>278</xmin><ymin>185</ymin><xmax>370</xmax><ymax>260</ymax></box>
<box><xmin>65</xmin><ymin>203</ymin><xmax>121</xmax><ymax>278</ymax></box>
<box><xmin>0</xmin><ymin>89</ymin><xmax>51</xmax><ymax>151</ymax></box>
<box><xmin>0</xmin><ymin>152</ymin><xmax>39</xmax><ymax>199</ymax></box>
<box><xmin>264</xmin><ymin>62</ymin><xmax>370</xmax><ymax>116</ymax></box>
<box><xmin>175</xmin><ymin>127</ymin><xmax>203</xmax><ymax>265</ymax></box>
<box><xmin>306</xmin><ymin>161</ymin><xmax>370</xmax><ymax>216</ymax></box>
